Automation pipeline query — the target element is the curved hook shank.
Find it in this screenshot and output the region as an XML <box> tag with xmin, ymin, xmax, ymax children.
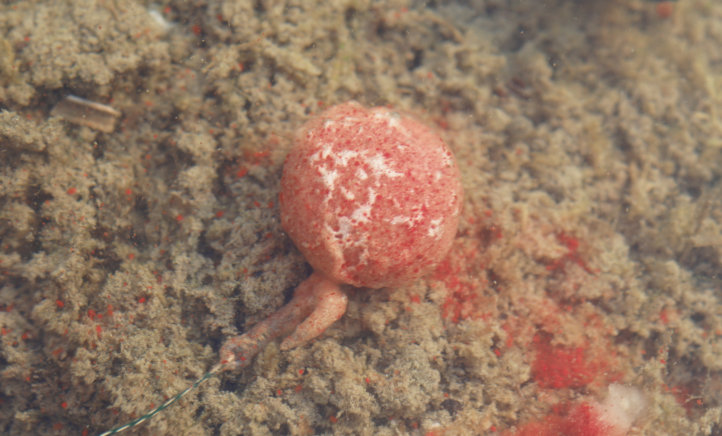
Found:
<box><xmin>219</xmin><ymin>271</ymin><xmax>348</xmax><ymax>370</ymax></box>
<box><xmin>280</xmin><ymin>274</ymin><xmax>347</xmax><ymax>350</ymax></box>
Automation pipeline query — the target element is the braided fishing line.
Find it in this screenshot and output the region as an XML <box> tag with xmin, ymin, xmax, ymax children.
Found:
<box><xmin>97</xmin><ymin>363</ymin><xmax>225</xmax><ymax>436</ymax></box>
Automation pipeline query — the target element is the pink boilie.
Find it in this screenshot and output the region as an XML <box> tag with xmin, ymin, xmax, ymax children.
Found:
<box><xmin>280</xmin><ymin>101</ymin><xmax>463</xmax><ymax>289</ymax></box>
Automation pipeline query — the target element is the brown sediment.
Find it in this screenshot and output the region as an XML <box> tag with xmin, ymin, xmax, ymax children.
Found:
<box><xmin>0</xmin><ymin>0</ymin><xmax>721</xmax><ymax>435</ymax></box>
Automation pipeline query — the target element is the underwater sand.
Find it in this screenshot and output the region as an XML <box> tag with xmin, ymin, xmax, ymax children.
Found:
<box><xmin>1</xmin><ymin>0</ymin><xmax>722</xmax><ymax>435</ymax></box>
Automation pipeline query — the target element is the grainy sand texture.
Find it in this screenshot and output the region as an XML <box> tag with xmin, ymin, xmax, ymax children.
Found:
<box><xmin>1</xmin><ymin>0</ymin><xmax>721</xmax><ymax>435</ymax></box>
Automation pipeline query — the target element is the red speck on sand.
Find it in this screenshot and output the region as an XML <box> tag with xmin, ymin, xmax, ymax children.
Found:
<box><xmin>512</xmin><ymin>402</ymin><xmax>610</xmax><ymax>436</ymax></box>
<box><xmin>531</xmin><ymin>333</ymin><xmax>612</xmax><ymax>390</ymax></box>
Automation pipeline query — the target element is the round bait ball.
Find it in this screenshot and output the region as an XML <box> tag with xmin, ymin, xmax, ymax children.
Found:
<box><xmin>280</xmin><ymin>101</ymin><xmax>463</xmax><ymax>288</ymax></box>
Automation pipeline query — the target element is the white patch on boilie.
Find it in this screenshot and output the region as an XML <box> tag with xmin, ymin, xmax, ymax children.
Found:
<box><xmin>386</xmin><ymin>113</ymin><xmax>401</xmax><ymax>129</ymax></box>
<box><xmin>318</xmin><ymin>166</ymin><xmax>338</xmax><ymax>190</ymax></box>
<box><xmin>351</xmin><ymin>203</ymin><xmax>372</xmax><ymax>223</ymax></box>
<box><xmin>310</xmin><ymin>143</ymin><xmax>333</xmax><ymax>162</ymax></box>
<box><xmin>388</xmin><ymin>207</ymin><xmax>426</xmax><ymax>230</ymax></box>
<box><xmin>325</xmin><ymin>216</ymin><xmax>370</xmax><ymax>272</ymax></box>
<box><xmin>372</xmin><ymin>111</ymin><xmax>389</xmax><ymax>122</ymax></box>
<box><xmin>366</xmin><ymin>154</ymin><xmax>402</xmax><ymax>178</ymax></box>
<box><xmin>442</xmin><ymin>150</ymin><xmax>453</xmax><ymax>167</ymax></box>
<box><xmin>334</xmin><ymin>149</ymin><xmax>359</xmax><ymax>166</ymax></box>
<box><xmin>351</xmin><ymin>187</ymin><xmax>378</xmax><ymax>224</ymax></box>
<box><xmin>332</xmin><ymin>217</ymin><xmax>353</xmax><ymax>242</ymax></box>
<box><xmin>340</xmin><ymin>187</ymin><xmax>355</xmax><ymax>200</ymax></box>
<box><xmin>390</xmin><ymin>216</ymin><xmax>410</xmax><ymax>225</ymax></box>
<box><xmin>340</xmin><ymin>116</ymin><xmax>361</xmax><ymax>128</ymax></box>
<box><xmin>427</xmin><ymin>218</ymin><xmax>442</xmax><ymax>238</ymax></box>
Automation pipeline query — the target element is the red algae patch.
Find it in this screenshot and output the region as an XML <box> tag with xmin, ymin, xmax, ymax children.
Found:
<box><xmin>511</xmin><ymin>385</ymin><xmax>646</xmax><ymax>436</ymax></box>
<box><xmin>531</xmin><ymin>333</ymin><xmax>616</xmax><ymax>390</ymax></box>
